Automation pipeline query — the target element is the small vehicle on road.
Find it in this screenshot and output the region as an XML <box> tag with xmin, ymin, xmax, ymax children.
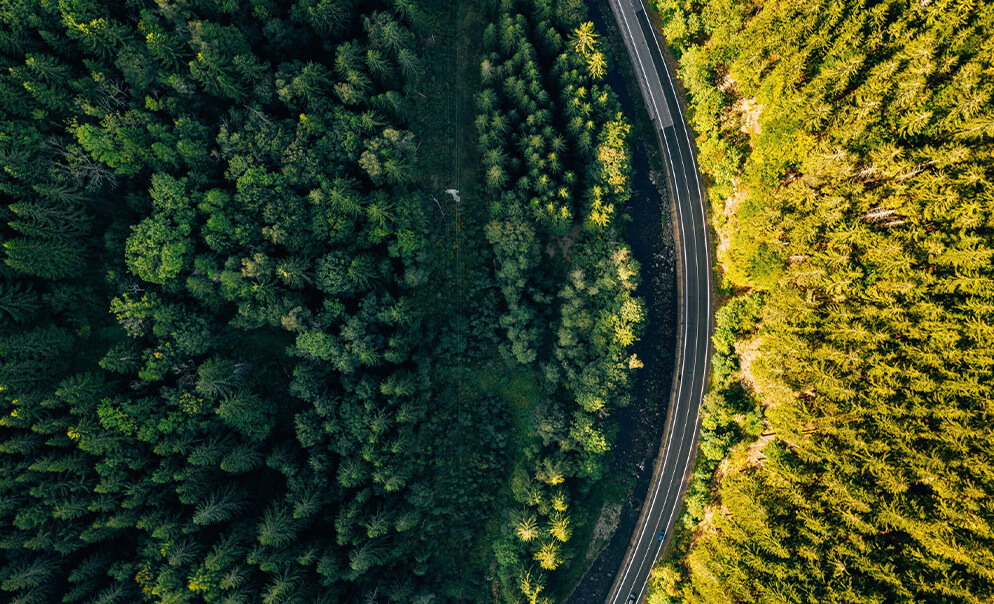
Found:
<box><xmin>627</xmin><ymin>594</ymin><xmax>638</xmax><ymax>604</ymax></box>
<box><xmin>658</xmin><ymin>530</ymin><xmax>665</xmax><ymax>541</ymax></box>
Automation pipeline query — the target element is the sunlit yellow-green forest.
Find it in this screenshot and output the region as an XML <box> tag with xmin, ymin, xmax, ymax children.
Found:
<box><xmin>649</xmin><ymin>0</ymin><xmax>994</xmax><ymax>602</ymax></box>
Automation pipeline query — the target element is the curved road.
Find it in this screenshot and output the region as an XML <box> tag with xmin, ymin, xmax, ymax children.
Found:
<box><xmin>605</xmin><ymin>0</ymin><xmax>713</xmax><ymax>602</ymax></box>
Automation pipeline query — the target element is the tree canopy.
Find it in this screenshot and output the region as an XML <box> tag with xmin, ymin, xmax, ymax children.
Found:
<box><xmin>0</xmin><ymin>0</ymin><xmax>641</xmax><ymax>602</ymax></box>
<box><xmin>648</xmin><ymin>0</ymin><xmax>994</xmax><ymax>602</ymax></box>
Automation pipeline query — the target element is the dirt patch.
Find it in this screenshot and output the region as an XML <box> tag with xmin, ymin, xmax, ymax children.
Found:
<box><xmin>585</xmin><ymin>503</ymin><xmax>624</xmax><ymax>561</ymax></box>
<box><xmin>736</xmin><ymin>335</ymin><xmax>762</xmax><ymax>395</ymax></box>
<box><xmin>734</xmin><ymin>97</ymin><xmax>764</xmax><ymax>135</ymax></box>
<box><xmin>746</xmin><ymin>431</ymin><xmax>774</xmax><ymax>468</ymax></box>
<box><xmin>715</xmin><ymin>178</ymin><xmax>745</xmax><ymax>258</ymax></box>
<box><xmin>717</xmin><ymin>72</ymin><xmax>762</xmax><ymax>136</ymax></box>
<box><xmin>718</xmin><ymin>73</ymin><xmax>737</xmax><ymax>94</ymax></box>
<box><xmin>710</xmin><ymin>455</ymin><xmax>733</xmax><ymax>487</ymax></box>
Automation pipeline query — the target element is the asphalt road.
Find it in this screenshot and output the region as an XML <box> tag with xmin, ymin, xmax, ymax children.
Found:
<box><xmin>604</xmin><ymin>0</ymin><xmax>713</xmax><ymax>602</ymax></box>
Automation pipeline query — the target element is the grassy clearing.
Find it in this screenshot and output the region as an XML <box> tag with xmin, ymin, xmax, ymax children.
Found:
<box><xmin>477</xmin><ymin>363</ymin><xmax>542</xmax><ymax>456</ymax></box>
<box><xmin>413</xmin><ymin>0</ymin><xmax>483</xmax><ymax>191</ymax></box>
<box><xmin>411</xmin><ymin>0</ymin><xmax>490</xmax><ymax>319</ymax></box>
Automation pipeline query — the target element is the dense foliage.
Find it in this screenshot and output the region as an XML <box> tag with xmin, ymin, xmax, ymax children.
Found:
<box><xmin>0</xmin><ymin>0</ymin><xmax>641</xmax><ymax>602</ymax></box>
<box><xmin>476</xmin><ymin>0</ymin><xmax>643</xmax><ymax>600</ymax></box>
<box><xmin>647</xmin><ymin>0</ymin><xmax>994</xmax><ymax>602</ymax></box>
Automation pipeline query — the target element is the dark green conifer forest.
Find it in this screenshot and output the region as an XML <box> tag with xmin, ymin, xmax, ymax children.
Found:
<box><xmin>648</xmin><ymin>0</ymin><xmax>994</xmax><ymax>602</ymax></box>
<box><xmin>0</xmin><ymin>0</ymin><xmax>641</xmax><ymax>602</ymax></box>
